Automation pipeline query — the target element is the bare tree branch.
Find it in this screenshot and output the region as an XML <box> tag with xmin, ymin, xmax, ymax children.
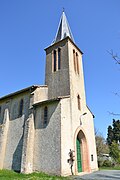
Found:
<box><xmin>107</xmin><ymin>50</ymin><xmax>120</xmax><ymax>116</ymax></box>
<box><xmin>107</xmin><ymin>111</ymin><xmax>120</xmax><ymax>116</ymax></box>
<box><xmin>107</xmin><ymin>50</ymin><xmax>120</xmax><ymax>64</ymax></box>
<box><xmin>111</xmin><ymin>91</ymin><xmax>120</xmax><ymax>98</ymax></box>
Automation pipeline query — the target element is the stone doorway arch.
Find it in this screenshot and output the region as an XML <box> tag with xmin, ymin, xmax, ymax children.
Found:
<box><xmin>74</xmin><ymin>129</ymin><xmax>90</xmax><ymax>174</ymax></box>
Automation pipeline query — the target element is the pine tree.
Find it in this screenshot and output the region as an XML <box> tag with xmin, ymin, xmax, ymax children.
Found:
<box><xmin>107</xmin><ymin>120</ymin><xmax>120</xmax><ymax>164</ymax></box>
<box><xmin>107</xmin><ymin>119</ymin><xmax>120</xmax><ymax>145</ymax></box>
<box><xmin>112</xmin><ymin>119</ymin><xmax>120</xmax><ymax>143</ymax></box>
<box><xmin>107</xmin><ymin>125</ymin><xmax>113</xmax><ymax>145</ymax></box>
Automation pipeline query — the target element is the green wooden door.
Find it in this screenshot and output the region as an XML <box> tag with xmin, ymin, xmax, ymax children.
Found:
<box><xmin>76</xmin><ymin>138</ymin><xmax>82</xmax><ymax>172</ymax></box>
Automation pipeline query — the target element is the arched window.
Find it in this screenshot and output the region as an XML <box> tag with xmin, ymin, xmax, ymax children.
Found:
<box><xmin>77</xmin><ymin>95</ymin><xmax>81</xmax><ymax>110</ymax></box>
<box><xmin>19</xmin><ymin>99</ymin><xmax>23</xmax><ymax>117</ymax></box>
<box><xmin>58</xmin><ymin>48</ymin><xmax>61</xmax><ymax>70</ymax></box>
<box><xmin>53</xmin><ymin>50</ymin><xmax>57</xmax><ymax>71</ymax></box>
<box><xmin>73</xmin><ymin>50</ymin><xmax>76</xmax><ymax>72</ymax></box>
<box><xmin>44</xmin><ymin>106</ymin><xmax>48</xmax><ymax>125</ymax></box>
<box><xmin>76</xmin><ymin>52</ymin><xmax>79</xmax><ymax>74</ymax></box>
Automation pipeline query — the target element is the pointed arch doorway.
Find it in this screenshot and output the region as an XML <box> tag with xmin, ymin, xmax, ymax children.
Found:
<box><xmin>76</xmin><ymin>137</ymin><xmax>82</xmax><ymax>172</ymax></box>
<box><xmin>76</xmin><ymin>130</ymin><xmax>90</xmax><ymax>173</ymax></box>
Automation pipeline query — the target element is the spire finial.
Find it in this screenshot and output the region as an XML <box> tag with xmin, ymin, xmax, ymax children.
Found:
<box><xmin>62</xmin><ymin>7</ymin><xmax>65</xmax><ymax>12</ymax></box>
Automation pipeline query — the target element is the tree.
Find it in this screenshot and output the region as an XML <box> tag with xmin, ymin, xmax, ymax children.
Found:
<box><xmin>113</xmin><ymin>119</ymin><xmax>120</xmax><ymax>143</ymax></box>
<box><xmin>95</xmin><ymin>130</ymin><xmax>109</xmax><ymax>167</ymax></box>
<box><xmin>95</xmin><ymin>130</ymin><xmax>109</xmax><ymax>156</ymax></box>
<box><xmin>109</xmin><ymin>141</ymin><xmax>120</xmax><ymax>164</ymax></box>
<box><xmin>107</xmin><ymin>119</ymin><xmax>120</xmax><ymax>145</ymax></box>
<box><xmin>107</xmin><ymin>125</ymin><xmax>114</xmax><ymax>146</ymax></box>
<box><xmin>107</xmin><ymin>50</ymin><xmax>120</xmax><ymax>116</ymax></box>
<box><xmin>107</xmin><ymin>120</ymin><xmax>120</xmax><ymax>165</ymax></box>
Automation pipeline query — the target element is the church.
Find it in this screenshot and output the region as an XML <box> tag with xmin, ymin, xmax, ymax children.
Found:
<box><xmin>0</xmin><ymin>12</ymin><xmax>98</xmax><ymax>176</ymax></box>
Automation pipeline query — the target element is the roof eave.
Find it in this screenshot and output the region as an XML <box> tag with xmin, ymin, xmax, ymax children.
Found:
<box><xmin>0</xmin><ymin>85</ymin><xmax>47</xmax><ymax>101</ymax></box>
<box><xmin>44</xmin><ymin>36</ymin><xmax>83</xmax><ymax>55</ymax></box>
<box><xmin>33</xmin><ymin>95</ymin><xmax>70</xmax><ymax>107</ymax></box>
<box><xmin>87</xmin><ymin>105</ymin><xmax>95</xmax><ymax>118</ymax></box>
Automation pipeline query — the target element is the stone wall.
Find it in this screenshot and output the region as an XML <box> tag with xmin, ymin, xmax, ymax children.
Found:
<box><xmin>45</xmin><ymin>38</ymin><xmax>70</xmax><ymax>99</ymax></box>
<box><xmin>33</xmin><ymin>100</ymin><xmax>61</xmax><ymax>175</ymax></box>
<box><xmin>0</xmin><ymin>92</ymin><xmax>31</xmax><ymax>171</ymax></box>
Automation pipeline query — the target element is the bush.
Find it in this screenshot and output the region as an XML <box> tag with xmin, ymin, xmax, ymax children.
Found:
<box><xmin>102</xmin><ymin>159</ymin><xmax>112</xmax><ymax>167</ymax></box>
<box><xmin>109</xmin><ymin>141</ymin><xmax>120</xmax><ymax>164</ymax></box>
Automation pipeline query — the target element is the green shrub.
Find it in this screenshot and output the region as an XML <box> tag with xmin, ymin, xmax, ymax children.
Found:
<box><xmin>102</xmin><ymin>159</ymin><xmax>112</xmax><ymax>167</ymax></box>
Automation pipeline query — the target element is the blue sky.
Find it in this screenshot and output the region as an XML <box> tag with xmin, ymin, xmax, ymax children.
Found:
<box><xmin>0</xmin><ymin>0</ymin><xmax>120</xmax><ymax>138</ymax></box>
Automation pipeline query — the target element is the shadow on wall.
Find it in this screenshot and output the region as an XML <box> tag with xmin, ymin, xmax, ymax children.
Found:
<box><xmin>34</xmin><ymin>101</ymin><xmax>59</xmax><ymax>129</ymax></box>
<box><xmin>12</xmin><ymin>135</ymin><xmax>24</xmax><ymax>173</ymax></box>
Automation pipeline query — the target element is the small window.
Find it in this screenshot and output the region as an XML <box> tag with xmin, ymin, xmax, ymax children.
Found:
<box><xmin>53</xmin><ymin>50</ymin><xmax>57</xmax><ymax>72</ymax></box>
<box><xmin>19</xmin><ymin>99</ymin><xmax>23</xmax><ymax>117</ymax></box>
<box><xmin>77</xmin><ymin>95</ymin><xmax>81</xmax><ymax>110</ymax></box>
<box><xmin>73</xmin><ymin>50</ymin><xmax>76</xmax><ymax>73</ymax></box>
<box><xmin>76</xmin><ymin>52</ymin><xmax>79</xmax><ymax>74</ymax></box>
<box><xmin>44</xmin><ymin>106</ymin><xmax>48</xmax><ymax>125</ymax></box>
<box><xmin>91</xmin><ymin>154</ymin><xmax>94</xmax><ymax>161</ymax></box>
<box><xmin>58</xmin><ymin>48</ymin><xmax>61</xmax><ymax>70</ymax></box>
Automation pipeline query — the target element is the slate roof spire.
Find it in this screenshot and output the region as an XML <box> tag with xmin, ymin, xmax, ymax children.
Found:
<box><xmin>54</xmin><ymin>11</ymin><xmax>74</xmax><ymax>43</ymax></box>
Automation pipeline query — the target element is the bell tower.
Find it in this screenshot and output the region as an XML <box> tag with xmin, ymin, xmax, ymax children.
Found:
<box><xmin>45</xmin><ymin>11</ymin><xmax>86</xmax><ymax>111</ymax></box>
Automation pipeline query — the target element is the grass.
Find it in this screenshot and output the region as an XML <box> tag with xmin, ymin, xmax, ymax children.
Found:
<box><xmin>0</xmin><ymin>169</ymin><xmax>70</xmax><ymax>180</ymax></box>
<box><xmin>100</xmin><ymin>166</ymin><xmax>120</xmax><ymax>170</ymax></box>
<box><xmin>2</xmin><ymin>168</ymin><xmax>120</xmax><ymax>180</ymax></box>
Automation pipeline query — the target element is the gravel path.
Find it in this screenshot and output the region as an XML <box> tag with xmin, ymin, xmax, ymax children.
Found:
<box><xmin>71</xmin><ymin>170</ymin><xmax>120</xmax><ymax>180</ymax></box>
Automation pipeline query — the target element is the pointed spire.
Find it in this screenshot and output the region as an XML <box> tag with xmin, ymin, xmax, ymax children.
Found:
<box><xmin>54</xmin><ymin>11</ymin><xmax>74</xmax><ymax>43</ymax></box>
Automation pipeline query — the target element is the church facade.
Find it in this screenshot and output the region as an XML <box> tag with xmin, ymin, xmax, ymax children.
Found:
<box><xmin>0</xmin><ymin>12</ymin><xmax>98</xmax><ymax>176</ymax></box>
